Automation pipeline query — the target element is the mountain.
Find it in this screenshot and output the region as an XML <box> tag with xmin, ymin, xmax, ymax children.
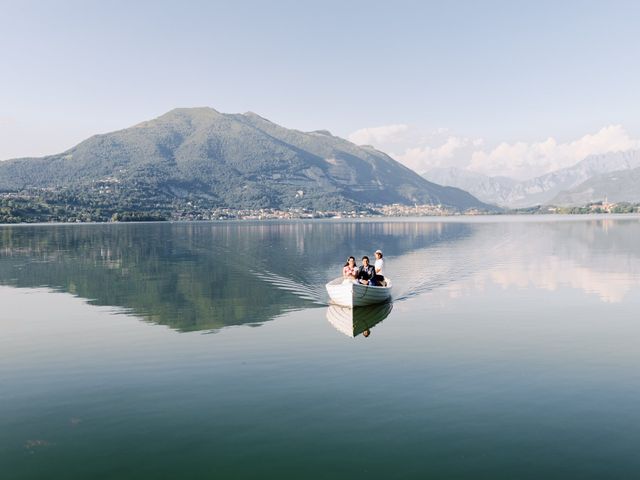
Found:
<box><xmin>0</xmin><ymin>108</ymin><xmax>491</xmax><ymax>215</ymax></box>
<box><xmin>423</xmin><ymin>150</ymin><xmax>640</xmax><ymax>208</ymax></box>
<box><xmin>423</xmin><ymin>167</ymin><xmax>518</xmax><ymax>206</ymax></box>
<box><xmin>550</xmin><ymin>166</ymin><xmax>640</xmax><ymax>205</ymax></box>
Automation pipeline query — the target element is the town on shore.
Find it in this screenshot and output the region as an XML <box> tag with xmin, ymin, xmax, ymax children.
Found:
<box><xmin>1</xmin><ymin>190</ymin><xmax>638</xmax><ymax>224</ymax></box>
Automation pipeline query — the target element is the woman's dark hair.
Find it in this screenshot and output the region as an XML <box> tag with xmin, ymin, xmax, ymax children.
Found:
<box><xmin>344</xmin><ymin>256</ymin><xmax>356</xmax><ymax>267</ymax></box>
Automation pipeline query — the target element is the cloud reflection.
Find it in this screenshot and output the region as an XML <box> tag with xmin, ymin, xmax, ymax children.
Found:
<box><xmin>432</xmin><ymin>218</ymin><xmax>640</xmax><ymax>304</ymax></box>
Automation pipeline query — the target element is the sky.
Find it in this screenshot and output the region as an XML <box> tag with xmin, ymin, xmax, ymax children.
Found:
<box><xmin>2</xmin><ymin>0</ymin><xmax>640</xmax><ymax>179</ymax></box>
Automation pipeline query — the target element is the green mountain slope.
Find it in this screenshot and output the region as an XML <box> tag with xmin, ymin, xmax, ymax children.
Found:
<box><xmin>0</xmin><ymin>107</ymin><xmax>492</xmax><ymax>212</ymax></box>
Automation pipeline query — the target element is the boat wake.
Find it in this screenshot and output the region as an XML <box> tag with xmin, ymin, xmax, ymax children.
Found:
<box><xmin>390</xmin><ymin>235</ymin><xmax>512</xmax><ymax>302</ymax></box>
<box><xmin>246</xmin><ymin>230</ymin><xmax>513</xmax><ymax>308</ymax></box>
<box><xmin>253</xmin><ymin>269</ymin><xmax>327</xmax><ymax>305</ymax></box>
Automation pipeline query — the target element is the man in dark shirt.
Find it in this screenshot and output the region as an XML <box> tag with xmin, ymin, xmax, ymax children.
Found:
<box><xmin>356</xmin><ymin>256</ymin><xmax>377</xmax><ymax>285</ymax></box>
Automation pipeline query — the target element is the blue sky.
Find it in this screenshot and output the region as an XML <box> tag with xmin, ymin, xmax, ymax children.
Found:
<box><xmin>2</xmin><ymin>0</ymin><xmax>639</xmax><ymax>178</ymax></box>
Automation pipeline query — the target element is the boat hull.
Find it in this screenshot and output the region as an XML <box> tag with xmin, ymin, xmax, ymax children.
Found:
<box><xmin>326</xmin><ymin>303</ymin><xmax>393</xmax><ymax>337</ymax></box>
<box><xmin>325</xmin><ymin>277</ymin><xmax>392</xmax><ymax>307</ymax></box>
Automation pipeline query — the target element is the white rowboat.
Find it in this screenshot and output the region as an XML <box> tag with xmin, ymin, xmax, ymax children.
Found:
<box><xmin>325</xmin><ymin>277</ymin><xmax>393</xmax><ymax>307</ymax></box>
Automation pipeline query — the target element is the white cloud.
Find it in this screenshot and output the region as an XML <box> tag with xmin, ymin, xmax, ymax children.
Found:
<box><xmin>348</xmin><ymin>124</ymin><xmax>479</xmax><ymax>173</ymax></box>
<box><xmin>397</xmin><ymin>136</ymin><xmax>475</xmax><ymax>173</ymax></box>
<box><xmin>468</xmin><ymin>125</ymin><xmax>640</xmax><ymax>179</ymax></box>
<box><xmin>348</xmin><ymin>124</ymin><xmax>640</xmax><ymax>180</ymax></box>
<box><xmin>348</xmin><ymin>124</ymin><xmax>410</xmax><ymax>146</ymax></box>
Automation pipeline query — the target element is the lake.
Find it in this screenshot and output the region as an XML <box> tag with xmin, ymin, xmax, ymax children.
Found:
<box><xmin>2</xmin><ymin>215</ymin><xmax>640</xmax><ymax>479</ymax></box>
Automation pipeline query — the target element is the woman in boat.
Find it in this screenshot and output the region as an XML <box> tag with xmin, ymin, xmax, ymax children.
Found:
<box><xmin>342</xmin><ymin>256</ymin><xmax>358</xmax><ymax>283</ymax></box>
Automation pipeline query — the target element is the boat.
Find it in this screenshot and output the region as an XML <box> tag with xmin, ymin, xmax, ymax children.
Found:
<box><xmin>326</xmin><ymin>303</ymin><xmax>393</xmax><ymax>338</ymax></box>
<box><xmin>325</xmin><ymin>277</ymin><xmax>392</xmax><ymax>307</ymax></box>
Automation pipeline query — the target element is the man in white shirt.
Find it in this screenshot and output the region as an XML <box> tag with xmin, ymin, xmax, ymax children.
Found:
<box><xmin>374</xmin><ymin>249</ymin><xmax>385</xmax><ymax>286</ymax></box>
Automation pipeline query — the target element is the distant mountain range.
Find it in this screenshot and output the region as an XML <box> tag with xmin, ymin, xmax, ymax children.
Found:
<box><xmin>424</xmin><ymin>150</ymin><xmax>640</xmax><ymax>207</ymax></box>
<box><xmin>422</xmin><ymin>167</ymin><xmax>518</xmax><ymax>206</ymax></box>
<box><xmin>550</xmin><ymin>166</ymin><xmax>640</xmax><ymax>205</ymax></box>
<box><xmin>0</xmin><ymin>107</ymin><xmax>491</xmax><ymax>215</ymax></box>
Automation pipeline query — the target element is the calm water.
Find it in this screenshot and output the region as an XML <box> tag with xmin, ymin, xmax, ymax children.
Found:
<box><xmin>2</xmin><ymin>216</ymin><xmax>640</xmax><ymax>479</ymax></box>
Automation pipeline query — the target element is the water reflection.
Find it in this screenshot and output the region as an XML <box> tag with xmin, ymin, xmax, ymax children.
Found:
<box><xmin>2</xmin><ymin>217</ymin><xmax>637</xmax><ymax>334</ymax></box>
<box><xmin>437</xmin><ymin>218</ymin><xmax>640</xmax><ymax>303</ymax></box>
<box><xmin>326</xmin><ymin>303</ymin><xmax>393</xmax><ymax>338</ymax></box>
<box><xmin>4</xmin><ymin>217</ymin><xmax>640</xmax><ymax>480</ymax></box>
<box><xmin>0</xmin><ymin>221</ymin><xmax>470</xmax><ymax>332</ymax></box>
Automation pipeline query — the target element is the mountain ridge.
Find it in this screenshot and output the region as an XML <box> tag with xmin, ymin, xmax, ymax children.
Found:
<box><xmin>0</xmin><ymin>107</ymin><xmax>494</xmax><ymax>218</ymax></box>
<box><xmin>424</xmin><ymin>149</ymin><xmax>640</xmax><ymax>207</ymax></box>
<box><xmin>550</xmin><ymin>166</ymin><xmax>640</xmax><ymax>205</ymax></box>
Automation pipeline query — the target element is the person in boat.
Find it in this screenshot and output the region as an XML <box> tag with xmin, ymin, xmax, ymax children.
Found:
<box><xmin>342</xmin><ymin>256</ymin><xmax>358</xmax><ymax>283</ymax></box>
<box><xmin>356</xmin><ymin>256</ymin><xmax>377</xmax><ymax>285</ymax></box>
<box><xmin>373</xmin><ymin>249</ymin><xmax>385</xmax><ymax>286</ymax></box>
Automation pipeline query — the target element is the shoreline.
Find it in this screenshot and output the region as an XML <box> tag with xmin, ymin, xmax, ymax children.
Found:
<box><xmin>2</xmin><ymin>212</ymin><xmax>640</xmax><ymax>227</ymax></box>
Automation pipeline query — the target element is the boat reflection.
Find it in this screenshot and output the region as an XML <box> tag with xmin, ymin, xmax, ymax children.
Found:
<box><xmin>326</xmin><ymin>302</ymin><xmax>393</xmax><ymax>338</ymax></box>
